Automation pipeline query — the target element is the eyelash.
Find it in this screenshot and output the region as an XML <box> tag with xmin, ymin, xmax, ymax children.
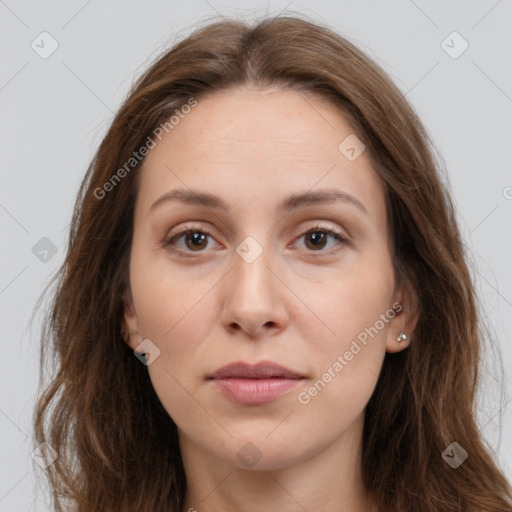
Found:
<box><xmin>164</xmin><ymin>223</ymin><xmax>349</xmax><ymax>258</ymax></box>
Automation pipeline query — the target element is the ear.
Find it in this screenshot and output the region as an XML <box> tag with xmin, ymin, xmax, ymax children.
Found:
<box><xmin>385</xmin><ymin>275</ymin><xmax>419</xmax><ymax>354</ymax></box>
<box><xmin>120</xmin><ymin>286</ymin><xmax>142</xmax><ymax>352</ymax></box>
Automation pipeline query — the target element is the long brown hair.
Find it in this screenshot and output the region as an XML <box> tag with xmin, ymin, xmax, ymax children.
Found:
<box><xmin>32</xmin><ymin>14</ymin><xmax>512</xmax><ymax>512</ymax></box>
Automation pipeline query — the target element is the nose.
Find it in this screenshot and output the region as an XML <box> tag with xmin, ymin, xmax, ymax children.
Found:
<box><xmin>220</xmin><ymin>239</ymin><xmax>289</xmax><ymax>339</ymax></box>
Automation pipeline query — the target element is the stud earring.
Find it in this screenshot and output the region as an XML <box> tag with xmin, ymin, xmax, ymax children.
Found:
<box><xmin>397</xmin><ymin>332</ymin><xmax>408</xmax><ymax>342</ymax></box>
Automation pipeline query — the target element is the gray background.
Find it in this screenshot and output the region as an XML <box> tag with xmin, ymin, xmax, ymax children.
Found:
<box><xmin>1</xmin><ymin>0</ymin><xmax>511</xmax><ymax>510</ymax></box>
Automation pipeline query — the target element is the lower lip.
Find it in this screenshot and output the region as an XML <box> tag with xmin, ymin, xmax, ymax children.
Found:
<box><xmin>211</xmin><ymin>377</ymin><xmax>303</xmax><ymax>405</ymax></box>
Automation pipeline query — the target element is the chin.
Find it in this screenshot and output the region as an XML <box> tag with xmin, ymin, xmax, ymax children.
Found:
<box><xmin>212</xmin><ymin>434</ymin><xmax>318</xmax><ymax>472</ymax></box>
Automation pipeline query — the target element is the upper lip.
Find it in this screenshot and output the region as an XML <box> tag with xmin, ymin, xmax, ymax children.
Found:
<box><xmin>208</xmin><ymin>361</ymin><xmax>305</xmax><ymax>380</ymax></box>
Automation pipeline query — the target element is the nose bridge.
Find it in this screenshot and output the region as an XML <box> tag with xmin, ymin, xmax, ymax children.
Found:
<box><xmin>220</xmin><ymin>231</ymin><xmax>285</xmax><ymax>336</ymax></box>
<box><xmin>232</xmin><ymin>233</ymin><xmax>274</xmax><ymax>302</ymax></box>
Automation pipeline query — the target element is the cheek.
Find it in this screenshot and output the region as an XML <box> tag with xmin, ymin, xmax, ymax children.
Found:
<box><xmin>130</xmin><ymin>268</ymin><xmax>217</xmax><ymax>432</ymax></box>
<box><xmin>295</xmin><ymin>249</ymin><xmax>394</xmax><ymax>418</ymax></box>
<box><xmin>129</xmin><ymin>241</ymin><xmax>218</xmax><ymax>343</ymax></box>
<box><xmin>304</xmin><ymin>247</ymin><xmax>395</xmax><ymax>351</ymax></box>
<box><xmin>128</xmin><ymin>248</ymin><xmax>220</xmax><ymax>400</ymax></box>
<box><xmin>300</xmin><ymin>280</ymin><xmax>391</xmax><ymax>410</ymax></box>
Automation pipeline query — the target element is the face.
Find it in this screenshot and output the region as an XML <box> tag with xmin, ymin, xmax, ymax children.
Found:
<box><xmin>122</xmin><ymin>87</ymin><xmax>416</xmax><ymax>471</ymax></box>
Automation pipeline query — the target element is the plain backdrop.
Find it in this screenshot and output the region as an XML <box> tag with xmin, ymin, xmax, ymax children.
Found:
<box><xmin>1</xmin><ymin>1</ymin><xmax>511</xmax><ymax>510</ymax></box>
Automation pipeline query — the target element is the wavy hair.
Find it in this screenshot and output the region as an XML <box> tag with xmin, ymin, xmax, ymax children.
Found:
<box><xmin>33</xmin><ymin>14</ymin><xmax>512</xmax><ymax>512</ymax></box>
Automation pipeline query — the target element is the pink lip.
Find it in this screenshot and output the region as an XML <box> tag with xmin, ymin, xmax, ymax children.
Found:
<box><xmin>207</xmin><ymin>361</ymin><xmax>305</xmax><ymax>405</ymax></box>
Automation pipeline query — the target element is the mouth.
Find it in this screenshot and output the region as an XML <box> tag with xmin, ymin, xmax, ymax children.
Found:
<box><xmin>207</xmin><ymin>360</ymin><xmax>306</xmax><ymax>405</ymax></box>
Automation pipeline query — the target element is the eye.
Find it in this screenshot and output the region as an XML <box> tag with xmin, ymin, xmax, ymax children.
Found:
<box><xmin>164</xmin><ymin>224</ymin><xmax>219</xmax><ymax>254</ymax></box>
<box><xmin>164</xmin><ymin>223</ymin><xmax>349</xmax><ymax>256</ymax></box>
<box><xmin>291</xmin><ymin>223</ymin><xmax>349</xmax><ymax>255</ymax></box>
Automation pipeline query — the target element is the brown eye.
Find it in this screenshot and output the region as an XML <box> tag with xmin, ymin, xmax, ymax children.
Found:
<box><xmin>182</xmin><ymin>231</ymin><xmax>209</xmax><ymax>251</ymax></box>
<box><xmin>304</xmin><ymin>231</ymin><xmax>329</xmax><ymax>250</ymax></box>
<box><xmin>295</xmin><ymin>225</ymin><xmax>348</xmax><ymax>254</ymax></box>
<box><xmin>165</xmin><ymin>227</ymin><xmax>217</xmax><ymax>253</ymax></box>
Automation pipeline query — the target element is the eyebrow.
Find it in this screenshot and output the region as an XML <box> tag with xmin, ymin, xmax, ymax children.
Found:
<box><xmin>150</xmin><ymin>187</ymin><xmax>368</xmax><ymax>215</ymax></box>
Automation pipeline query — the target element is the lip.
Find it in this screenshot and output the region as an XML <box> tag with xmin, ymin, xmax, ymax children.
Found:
<box><xmin>207</xmin><ymin>361</ymin><xmax>305</xmax><ymax>405</ymax></box>
<box><xmin>209</xmin><ymin>360</ymin><xmax>304</xmax><ymax>380</ymax></box>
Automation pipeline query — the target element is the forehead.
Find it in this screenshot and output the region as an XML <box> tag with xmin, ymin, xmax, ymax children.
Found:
<box><xmin>136</xmin><ymin>87</ymin><xmax>385</xmax><ymax>220</ymax></box>
<box><xmin>158</xmin><ymin>87</ymin><xmax>353</xmax><ymax>160</ymax></box>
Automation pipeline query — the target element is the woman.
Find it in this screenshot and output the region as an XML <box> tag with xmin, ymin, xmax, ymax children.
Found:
<box><xmin>33</xmin><ymin>14</ymin><xmax>512</xmax><ymax>512</ymax></box>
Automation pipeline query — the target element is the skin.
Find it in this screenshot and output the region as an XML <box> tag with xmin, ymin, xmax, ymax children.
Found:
<box><xmin>122</xmin><ymin>87</ymin><xmax>419</xmax><ymax>512</ymax></box>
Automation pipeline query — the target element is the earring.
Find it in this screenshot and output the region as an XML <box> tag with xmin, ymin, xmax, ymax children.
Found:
<box><xmin>397</xmin><ymin>332</ymin><xmax>408</xmax><ymax>342</ymax></box>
